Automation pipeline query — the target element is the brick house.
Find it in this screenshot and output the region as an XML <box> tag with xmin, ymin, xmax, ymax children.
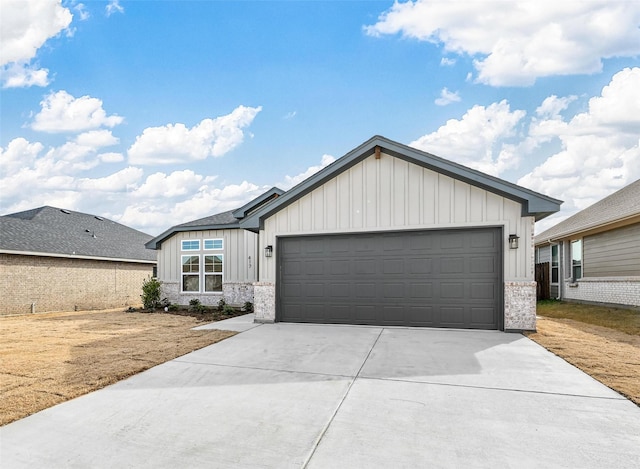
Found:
<box><xmin>0</xmin><ymin>206</ymin><xmax>156</xmax><ymax>315</ymax></box>
<box><xmin>535</xmin><ymin>179</ymin><xmax>640</xmax><ymax>308</ymax></box>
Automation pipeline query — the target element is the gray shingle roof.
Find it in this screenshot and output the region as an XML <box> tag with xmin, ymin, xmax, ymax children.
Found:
<box><xmin>145</xmin><ymin>188</ymin><xmax>284</xmax><ymax>250</ymax></box>
<box><xmin>0</xmin><ymin>206</ymin><xmax>156</xmax><ymax>262</ymax></box>
<box><xmin>535</xmin><ymin>179</ymin><xmax>640</xmax><ymax>243</ymax></box>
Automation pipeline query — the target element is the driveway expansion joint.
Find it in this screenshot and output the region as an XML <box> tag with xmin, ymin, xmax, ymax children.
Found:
<box><xmin>358</xmin><ymin>375</ymin><xmax>628</xmax><ymax>401</ymax></box>
<box><xmin>301</xmin><ymin>327</ymin><xmax>385</xmax><ymax>469</ymax></box>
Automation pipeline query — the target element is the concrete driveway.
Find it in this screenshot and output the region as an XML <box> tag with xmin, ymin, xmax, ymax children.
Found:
<box><xmin>2</xmin><ymin>315</ymin><xmax>639</xmax><ymax>468</ymax></box>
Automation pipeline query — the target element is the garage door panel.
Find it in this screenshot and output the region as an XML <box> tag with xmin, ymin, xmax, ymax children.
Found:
<box><xmin>470</xmin><ymin>256</ymin><xmax>496</xmax><ymax>274</ymax></box>
<box><xmin>409</xmin><ymin>258</ymin><xmax>433</xmax><ymax>274</ymax></box>
<box><xmin>409</xmin><ymin>283</ymin><xmax>433</xmax><ymax>299</ymax></box>
<box><xmin>441</xmin><ymin>257</ymin><xmax>465</xmax><ymax>274</ymax></box>
<box><xmin>279</xmin><ymin>228</ymin><xmax>501</xmax><ymax>329</ymax></box>
<box><xmin>305</xmin><ymin>283</ymin><xmax>324</xmax><ymax>297</ymax></box>
<box><xmin>440</xmin><ymin>282</ymin><xmax>465</xmax><ymax>299</ymax></box>
<box><xmin>440</xmin><ymin>306</ymin><xmax>466</xmax><ymax>326</ymax></box>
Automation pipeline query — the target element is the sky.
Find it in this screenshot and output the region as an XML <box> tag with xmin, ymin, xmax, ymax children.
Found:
<box><xmin>1</xmin><ymin>0</ymin><xmax>639</xmax><ymax>236</ymax></box>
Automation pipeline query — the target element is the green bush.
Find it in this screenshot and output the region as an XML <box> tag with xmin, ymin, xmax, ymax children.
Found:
<box><xmin>168</xmin><ymin>304</ymin><xmax>179</xmax><ymax>312</ymax></box>
<box><xmin>243</xmin><ymin>301</ymin><xmax>254</xmax><ymax>313</ymax></box>
<box><xmin>189</xmin><ymin>298</ymin><xmax>206</xmax><ymax>314</ymax></box>
<box><xmin>222</xmin><ymin>304</ymin><xmax>236</xmax><ymax>315</ymax></box>
<box><xmin>217</xmin><ymin>298</ymin><xmax>227</xmax><ymax>312</ymax></box>
<box><xmin>141</xmin><ymin>277</ymin><xmax>162</xmax><ymax>309</ymax></box>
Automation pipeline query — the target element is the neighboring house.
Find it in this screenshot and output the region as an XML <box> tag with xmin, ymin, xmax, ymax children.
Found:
<box><xmin>535</xmin><ymin>179</ymin><xmax>640</xmax><ymax>308</ymax></box>
<box><xmin>0</xmin><ymin>206</ymin><xmax>156</xmax><ymax>315</ymax></box>
<box><xmin>145</xmin><ymin>188</ymin><xmax>284</xmax><ymax>306</ymax></box>
<box><xmin>149</xmin><ymin>135</ymin><xmax>561</xmax><ymax>331</ymax></box>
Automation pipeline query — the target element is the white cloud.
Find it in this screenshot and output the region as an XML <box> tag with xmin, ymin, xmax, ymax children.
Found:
<box><xmin>0</xmin><ymin>0</ymin><xmax>72</xmax><ymax>88</ymax></box>
<box><xmin>99</xmin><ymin>152</ymin><xmax>124</xmax><ymax>163</ymax></box>
<box><xmin>31</xmin><ymin>90</ymin><xmax>124</xmax><ymax>133</ymax></box>
<box><xmin>77</xmin><ymin>167</ymin><xmax>143</xmax><ymax>192</ymax></box>
<box><xmin>75</xmin><ymin>130</ymin><xmax>119</xmax><ymax>148</ymax></box>
<box><xmin>365</xmin><ymin>1</ymin><xmax>640</xmax><ymax>86</ymax></box>
<box><xmin>410</xmin><ymin>100</ymin><xmax>526</xmax><ymax>176</ymax></box>
<box><xmin>535</xmin><ymin>95</ymin><xmax>578</xmax><ymax>119</ymax></box>
<box><xmin>132</xmin><ymin>170</ymin><xmax>216</xmax><ymax>199</ymax></box>
<box><xmin>105</xmin><ymin>0</ymin><xmax>124</xmax><ymax>17</ymax></box>
<box><xmin>1</xmin><ymin>62</ymin><xmax>49</xmax><ymax>88</ymax></box>
<box><xmin>75</xmin><ymin>3</ymin><xmax>90</xmax><ymax>21</ymax></box>
<box><xmin>127</xmin><ymin>105</ymin><xmax>262</xmax><ymax>165</ymax></box>
<box><xmin>519</xmin><ymin>68</ymin><xmax>640</xmax><ymax>231</ymax></box>
<box><xmin>440</xmin><ymin>58</ymin><xmax>456</xmax><ymax>66</ymax></box>
<box><xmin>0</xmin><ymin>0</ymin><xmax>72</xmax><ymax>66</ymax></box>
<box><xmin>434</xmin><ymin>87</ymin><xmax>461</xmax><ymax>106</ymax></box>
<box><xmin>279</xmin><ymin>154</ymin><xmax>336</xmax><ymax>190</ymax></box>
<box><xmin>283</xmin><ymin>111</ymin><xmax>297</xmax><ymax>120</ymax></box>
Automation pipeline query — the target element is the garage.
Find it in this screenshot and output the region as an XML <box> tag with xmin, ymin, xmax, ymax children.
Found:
<box><xmin>278</xmin><ymin>228</ymin><xmax>502</xmax><ymax>329</ymax></box>
<box><xmin>240</xmin><ymin>136</ymin><xmax>562</xmax><ymax>331</ymax></box>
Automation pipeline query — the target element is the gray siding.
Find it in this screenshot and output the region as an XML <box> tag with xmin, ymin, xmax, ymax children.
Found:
<box><xmin>583</xmin><ymin>223</ymin><xmax>640</xmax><ymax>277</ymax></box>
<box><xmin>157</xmin><ymin>228</ymin><xmax>258</xmax><ymax>284</ymax></box>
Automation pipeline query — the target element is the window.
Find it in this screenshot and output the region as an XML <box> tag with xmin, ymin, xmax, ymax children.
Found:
<box><xmin>571</xmin><ymin>239</ymin><xmax>582</xmax><ymax>280</ymax></box>
<box><xmin>204</xmin><ymin>239</ymin><xmax>223</xmax><ymax>250</ymax></box>
<box><xmin>181</xmin><ymin>240</ymin><xmax>200</xmax><ymax>251</ymax></box>
<box><xmin>182</xmin><ymin>255</ymin><xmax>200</xmax><ymax>291</ymax></box>
<box><xmin>204</xmin><ymin>255</ymin><xmax>223</xmax><ymax>292</ymax></box>
<box><xmin>551</xmin><ymin>245</ymin><xmax>559</xmax><ymax>283</ymax></box>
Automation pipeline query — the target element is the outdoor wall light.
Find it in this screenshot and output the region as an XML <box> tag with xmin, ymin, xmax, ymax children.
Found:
<box><xmin>264</xmin><ymin>245</ymin><xmax>273</xmax><ymax>257</ymax></box>
<box><xmin>508</xmin><ymin>234</ymin><xmax>520</xmax><ymax>250</ymax></box>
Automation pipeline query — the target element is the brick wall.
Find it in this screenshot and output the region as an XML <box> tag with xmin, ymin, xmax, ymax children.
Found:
<box><xmin>0</xmin><ymin>254</ymin><xmax>155</xmax><ymax>315</ymax></box>
<box><xmin>563</xmin><ymin>277</ymin><xmax>640</xmax><ymax>307</ymax></box>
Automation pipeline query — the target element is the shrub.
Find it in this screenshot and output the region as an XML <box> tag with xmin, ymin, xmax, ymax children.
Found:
<box><xmin>168</xmin><ymin>304</ymin><xmax>179</xmax><ymax>312</ymax></box>
<box><xmin>141</xmin><ymin>277</ymin><xmax>162</xmax><ymax>309</ymax></box>
<box><xmin>243</xmin><ymin>301</ymin><xmax>254</xmax><ymax>313</ymax></box>
<box><xmin>189</xmin><ymin>298</ymin><xmax>206</xmax><ymax>313</ymax></box>
<box><xmin>217</xmin><ymin>298</ymin><xmax>227</xmax><ymax>312</ymax></box>
<box><xmin>222</xmin><ymin>304</ymin><xmax>236</xmax><ymax>315</ymax></box>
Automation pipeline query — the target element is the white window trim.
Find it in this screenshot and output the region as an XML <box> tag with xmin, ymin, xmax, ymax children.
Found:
<box><xmin>570</xmin><ymin>238</ymin><xmax>583</xmax><ymax>281</ymax></box>
<box><xmin>181</xmin><ymin>254</ymin><xmax>200</xmax><ymax>293</ymax></box>
<box><xmin>204</xmin><ymin>254</ymin><xmax>224</xmax><ymax>292</ymax></box>
<box><xmin>551</xmin><ymin>244</ymin><xmax>559</xmax><ymax>285</ymax></box>
<box><xmin>204</xmin><ymin>238</ymin><xmax>224</xmax><ymax>250</ymax></box>
<box><xmin>181</xmin><ymin>239</ymin><xmax>201</xmax><ymax>251</ymax></box>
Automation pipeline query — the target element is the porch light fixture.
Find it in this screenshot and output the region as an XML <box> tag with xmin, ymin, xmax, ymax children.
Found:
<box><xmin>264</xmin><ymin>245</ymin><xmax>273</xmax><ymax>257</ymax></box>
<box><xmin>508</xmin><ymin>234</ymin><xmax>519</xmax><ymax>250</ymax></box>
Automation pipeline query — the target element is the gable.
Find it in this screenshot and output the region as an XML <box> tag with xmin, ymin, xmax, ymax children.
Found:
<box><xmin>240</xmin><ymin>136</ymin><xmax>562</xmax><ymax>231</ymax></box>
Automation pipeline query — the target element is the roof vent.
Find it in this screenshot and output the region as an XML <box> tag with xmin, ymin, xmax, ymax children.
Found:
<box><xmin>94</xmin><ymin>216</ymin><xmax>104</xmax><ymax>221</ymax></box>
<box><xmin>60</xmin><ymin>209</ymin><xmax>71</xmax><ymax>214</ymax></box>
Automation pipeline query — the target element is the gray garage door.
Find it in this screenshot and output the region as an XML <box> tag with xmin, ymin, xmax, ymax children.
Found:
<box><xmin>278</xmin><ymin>228</ymin><xmax>502</xmax><ymax>329</ymax></box>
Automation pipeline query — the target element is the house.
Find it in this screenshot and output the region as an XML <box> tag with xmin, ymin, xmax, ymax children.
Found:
<box><xmin>0</xmin><ymin>206</ymin><xmax>157</xmax><ymax>315</ymax></box>
<box><xmin>145</xmin><ymin>188</ymin><xmax>284</xmax><ymax>306</ymax></box>
<box><xmin>534</xmin><ymin>179</ymin><xmax>640</xmax><ymax>308</ymax></box>
<box><xmin>148</xmin><ymin>136</ymin><xmax>562</xmax><ymax>331</ymax></box>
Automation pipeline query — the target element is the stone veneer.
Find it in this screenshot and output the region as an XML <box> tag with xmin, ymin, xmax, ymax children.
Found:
<box><xmin>253</xmin><ymin>282</ymin><xmax>275</xmax><ymax>323</ymax></box>
<box><xmin>563</xmin><ymin>277</ymin><xmax>640</xmax><ymax>307</ymax></box>
<box><xmin>161</xmin><ymin>281</ymin><xmax>253</xmax><ymax>307</ymax></box>
<box><xmin>504</xmin><ymin>281</ymin><xmax>537</xmax><ymax>331</ymax></box>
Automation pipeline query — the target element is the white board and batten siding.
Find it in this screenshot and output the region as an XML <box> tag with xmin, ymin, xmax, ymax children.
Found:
<box><xmin>260</xmin><ymin>153</ymin><xmax>534</xmax><ymax>283</ymax></box>
<box><xmin>157</xmin><ymin>229</ymin><xmax>258</xmax><ymax>284</ymax></box>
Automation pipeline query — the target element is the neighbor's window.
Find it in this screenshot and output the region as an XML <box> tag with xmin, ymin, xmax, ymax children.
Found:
<box><xmin>204</xmin><ymin>254</ymin><xmax>223</xmax><ymax>292</ymax></box>
<box><xmin>571</xmin><ymin>239</ymin><xmax>582</xmax><ymax>280</ymax></box>
<box><xmin>181</xmin><ymin>240</ymin><xmax>200</xmax><ymax>251</ymax></box>
<box><xmin>182</xmin><ymin>255</ymin><xmax>200</xmax><ymax>291</ymax></box>
<box><xmin>551</xmin><ymin>245</ymin><xmax>559</xmax><ymax>283</ymax></box>
<box><xmin>204</xmin><ymin>239</ymin><xmax>223</xmax><ymax>250</ymax></box>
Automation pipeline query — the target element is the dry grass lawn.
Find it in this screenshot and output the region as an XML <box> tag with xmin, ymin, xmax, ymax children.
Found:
<box><xmin>1</xmin><ymin>309</ymin><xmax>236</xmax><ymax>426</ymax></box>
<box><xmin>528</xmin><ymin>302</ymin><xmax>640</xmax><ymax>406</ymax></box>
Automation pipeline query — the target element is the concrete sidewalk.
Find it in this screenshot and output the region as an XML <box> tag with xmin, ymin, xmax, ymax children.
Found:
<box><xmin>2</xmin><ymin>321</ymin><xmax>639</xmax><ymax>468</ymax></box>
